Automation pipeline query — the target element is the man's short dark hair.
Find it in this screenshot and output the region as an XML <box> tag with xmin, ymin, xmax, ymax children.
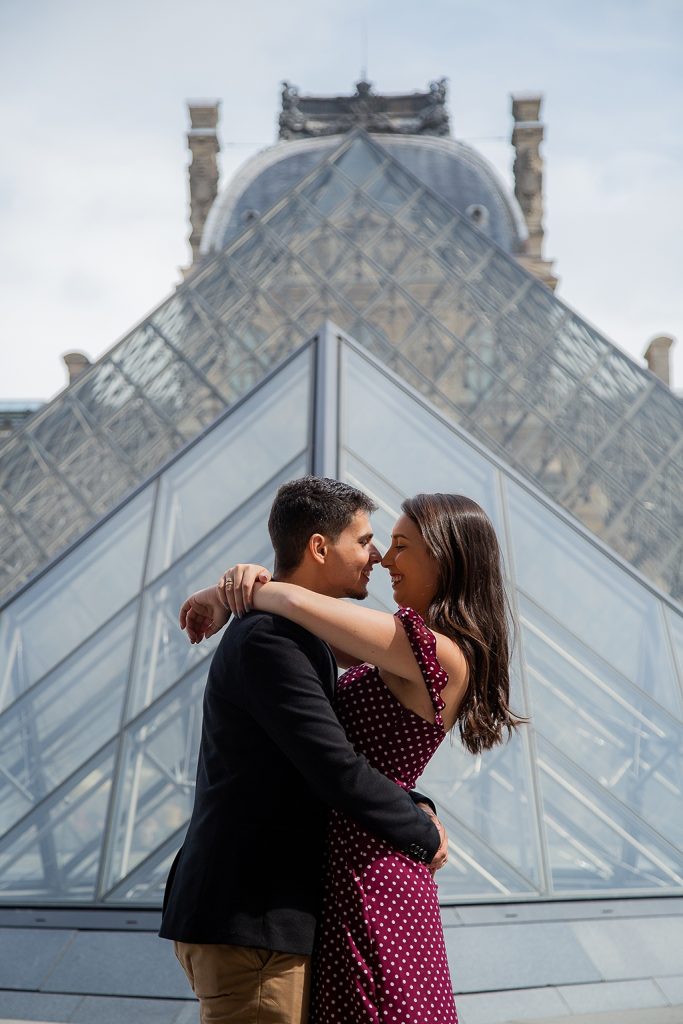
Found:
<box><xmin>268</xmin><ymin>477</ymin><xmax>377</xmax><ymax>575</ymax></box>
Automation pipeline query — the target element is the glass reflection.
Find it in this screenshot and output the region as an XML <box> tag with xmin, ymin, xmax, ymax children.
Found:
<box><xmin>341</xmin><ymin>346</ymin><xmax>501</xmax><ymax>533</ymax></box>
<box><xmin>522</xmin><ymin>596</ymin><xmax>683</xmax><ymax>849</ymax></box>
<box><xmin>104</xmin><ymin>672</ymin><xmax>205</xmax><ymax>892</ymax></box>
<box><xmin>537</xmin><ymin>737</ymin><xmax>683</xmax><ymax>892</ymax></box>
<box><xmin>144</xmin><ymin>349</ymin><xmax>311</xmax><ymax>581</ymax></box>
<box><xmin>0</xmin><ymin>604</ymin><xmax>136</xmax><ymax>834</ymax></box>
<box><xmin>506</xmin><ymin>480</ymin><xmax>681</xmax><ymax>715</ymax></box>
<box><xmin>0</xmin><ymin>488</ymin><xmax>153</xmax><ymax>711</ymax></box>
<box><xmin>0</xmin><ymin>748</ymin><xmax>114</xmax><ymax>901</ymax></box>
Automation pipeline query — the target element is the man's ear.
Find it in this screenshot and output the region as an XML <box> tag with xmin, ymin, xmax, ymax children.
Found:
<box><xmin>308</xmin><ymin>533</ymin><xmax>328</xmax><ymax>564</ymax></box>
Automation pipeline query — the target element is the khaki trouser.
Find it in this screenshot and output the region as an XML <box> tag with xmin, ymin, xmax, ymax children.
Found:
<box><xmin>174</xmin><ymin>941</ymin><xmax>311</xmax><ymax>1024</ymax></box>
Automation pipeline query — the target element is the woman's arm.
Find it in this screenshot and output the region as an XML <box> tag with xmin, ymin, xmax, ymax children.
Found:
<box><xmin>233</xmin><ymin>576</ymin><xmax>465</xmax><ymax>693</ymax></box>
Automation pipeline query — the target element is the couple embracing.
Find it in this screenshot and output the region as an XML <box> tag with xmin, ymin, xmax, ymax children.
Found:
<box><xmin>159</xmin><ymin>476</ymin><xmax>519</xmax><ymax>1023</ymax></box>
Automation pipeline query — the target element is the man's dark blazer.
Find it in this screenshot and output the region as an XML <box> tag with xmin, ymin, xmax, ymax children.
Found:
<box><xmin>159</xmin><ymin>610</ymin><xmax>440</xmax><ymax>956</ymax></box>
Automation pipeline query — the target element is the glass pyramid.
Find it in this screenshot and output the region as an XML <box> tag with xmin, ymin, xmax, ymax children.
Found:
<box><xmin>0</xmin><ymin>324</ymin><xmax>681</xmax><ymax>906</ymax></box>
<box><xmin>2</xmin><ymin>134</ymin><xmax>681</xmax><ymax>606</ymax></box>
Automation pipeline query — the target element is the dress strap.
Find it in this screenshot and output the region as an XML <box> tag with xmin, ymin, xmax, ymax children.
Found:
<box><xmin>394</xmin><ymin>607</ymin><xmax>449</xmax><ymax>726</ymax></box>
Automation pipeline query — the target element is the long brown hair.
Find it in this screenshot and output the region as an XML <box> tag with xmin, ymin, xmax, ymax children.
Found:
<box><xmin>402</xmin><ymin>493</ymin><xmax>523</xmax><ymax>754</ymax></box>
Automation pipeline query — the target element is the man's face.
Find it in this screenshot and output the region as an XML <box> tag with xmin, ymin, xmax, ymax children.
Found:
<box><xmin>323</xmin><ymin>511</ymin><xmax>381</xmax><ymax>599</ymax></box>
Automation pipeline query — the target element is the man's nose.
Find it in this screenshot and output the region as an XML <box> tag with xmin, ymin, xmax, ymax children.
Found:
<box><xmin>369</xmin><ymin>544</ymin><xmax>382</xmax><ymax>565</ymax></box>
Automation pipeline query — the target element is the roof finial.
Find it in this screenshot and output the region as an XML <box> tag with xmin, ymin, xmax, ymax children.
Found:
<box><xmin>360</xmin><ymin>0</ymin><xmax>369</xmax><ymax>82</ymax></box>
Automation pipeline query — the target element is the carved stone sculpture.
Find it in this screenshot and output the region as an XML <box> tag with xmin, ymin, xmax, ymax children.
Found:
<box><xmin>186</xmin><ymin>102</ymin><xmax>220</xmax><ymax>268</ymax></box>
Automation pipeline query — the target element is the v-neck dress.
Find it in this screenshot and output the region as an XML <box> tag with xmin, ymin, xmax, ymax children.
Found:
<box><xmin>310</xmin><ymin>607</ymin><xmax>458</xmax><ymax>1024</ymax></box>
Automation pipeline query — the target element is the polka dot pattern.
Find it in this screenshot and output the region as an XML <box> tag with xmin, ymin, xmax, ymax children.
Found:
<box><xmin>311</xmin><ymin>607</ymin><xmax>458</xmax><ymax>1023</ymax></box>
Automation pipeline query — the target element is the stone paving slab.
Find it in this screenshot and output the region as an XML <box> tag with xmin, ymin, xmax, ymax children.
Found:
<box><xmin>507</xmin><ymin>1007</ymin><xmax>683</xmax><ymax>1024</ymax></box>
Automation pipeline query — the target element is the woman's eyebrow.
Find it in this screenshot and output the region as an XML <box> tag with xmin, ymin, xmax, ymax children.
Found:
<box><xmin>392</xmin><ymin>533</ymin><xmax>408</xmax><ymax>541</ymax></box>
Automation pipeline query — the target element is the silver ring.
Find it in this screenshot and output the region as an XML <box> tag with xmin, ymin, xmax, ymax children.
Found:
<box><xmin>225</xmin><ymin>578</ymin><xmax>234</xmax><ymax>590</ymax></box>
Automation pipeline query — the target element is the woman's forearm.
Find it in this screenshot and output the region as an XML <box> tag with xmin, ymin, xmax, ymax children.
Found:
<box><xmin>252</xmin><ymin>582</ymin><xmax>422</xmax><ymax>683</ymax></box>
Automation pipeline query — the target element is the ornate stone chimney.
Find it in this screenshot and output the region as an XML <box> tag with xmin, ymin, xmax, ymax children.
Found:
<box><xmin>511</xmin><ymin>94</ymin><xmax>557</xmax><ymax>290</ymax></box>
<box><xmin>63</xmin><ymin>351</ymin><xmax>91</xmax><ymax>385</ymax></box>
<box><xmin>644</xmin><ymin>334</ymin><xmax>675</xmax><ymax>387</ymax></box>
<box><xmin>186</xmin><ymin>101</ymin><xmax>220</xmax><ymax>270</ymax></box>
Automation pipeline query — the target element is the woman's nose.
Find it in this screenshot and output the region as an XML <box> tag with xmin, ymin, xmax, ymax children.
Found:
<box><xmin>380</xmin><ymin>550</ymin><xmax>392</xmax><ymax>568</ymax></box>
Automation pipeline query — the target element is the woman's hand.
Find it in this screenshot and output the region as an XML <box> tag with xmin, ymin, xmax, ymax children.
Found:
<box><xmin>219</xmin><ymin>563</ymin><xmax>272</xmax><ymax>618</ymax></box>
<box><xmin>179</xmin><ymin>586</ymin><xmax>231</xmax><ymax>643</ymax></box>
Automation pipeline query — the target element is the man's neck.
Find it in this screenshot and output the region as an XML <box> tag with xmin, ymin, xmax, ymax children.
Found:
<box><xmin>273</xmin><ymin>567</ymin><xmax>336</xmax><ymax>598</ymax></box>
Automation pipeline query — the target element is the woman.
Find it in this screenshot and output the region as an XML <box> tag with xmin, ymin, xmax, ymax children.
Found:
<box><xmin>184</xmin><ymin>493</ymin><xmax>520</xmax><ymax>1024</ymax></box>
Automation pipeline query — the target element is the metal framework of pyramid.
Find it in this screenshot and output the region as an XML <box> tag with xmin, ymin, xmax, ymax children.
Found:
<box><xmin>1</xmin><ymin>131</ymin><xmax>682</xmax><ymax>608</ymax></box>
<box><xmin>1</xmin><ymin>324</ymin><xmax>682</xmax><ymax>906</ymax></box>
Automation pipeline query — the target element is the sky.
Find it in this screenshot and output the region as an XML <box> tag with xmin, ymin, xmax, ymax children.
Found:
<box><xmin>1</xmin><ymin>0</ymin><xmax>681</xmax><ymax>402</ymax></box>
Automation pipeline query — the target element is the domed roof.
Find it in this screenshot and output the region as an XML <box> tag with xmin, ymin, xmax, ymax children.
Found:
<box><xmin>201</xmin><ymin>132</ymin><xmax>526</xmax><ymax>255</ymax></box>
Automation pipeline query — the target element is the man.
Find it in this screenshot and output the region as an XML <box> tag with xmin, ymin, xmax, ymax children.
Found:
<box><xmin>160</xmin><ymin>477</ymin><xmax>446</xmax><ymax>1023</ymax></box>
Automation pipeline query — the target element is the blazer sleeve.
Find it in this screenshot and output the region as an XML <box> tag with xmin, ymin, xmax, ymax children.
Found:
<box><xmin>239</xmin><ymin>620</ymin><xmax>440</xmax><ymax>863</ymax></box>
<box><xmin>410</xmin><ymin>790</ymin><xmax>437</xmax><ymax>816</ymax></box>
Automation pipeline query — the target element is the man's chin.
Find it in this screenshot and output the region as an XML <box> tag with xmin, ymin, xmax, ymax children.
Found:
<box><xmin>346</xmin><ymin>584</ymin><xmax>369</xmax><ymax>601</ymax></box>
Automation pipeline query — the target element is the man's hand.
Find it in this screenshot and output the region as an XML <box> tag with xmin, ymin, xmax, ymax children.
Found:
<box><xmin>179</xmin><ymin>586</ymin><xmax>231</xmax><ymax>643</ymax></box>
<box><xmin>417</xmin><ymin>802</ymin><xmax>449</xmax><ymax>875</ymax></box>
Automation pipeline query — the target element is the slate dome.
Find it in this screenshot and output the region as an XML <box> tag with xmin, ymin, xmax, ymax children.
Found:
<box><xmin>200</xmin><ymin>132</ymin><xmax>526</xmax><ymax>256</ymax></box>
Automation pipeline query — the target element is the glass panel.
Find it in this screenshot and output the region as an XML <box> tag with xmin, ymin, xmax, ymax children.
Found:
<box><xmin>0</xmin><ymin>488</ymin><xmax>153</xmax><ymax>710</ymax></box>
<box><xmin>631</xmin><ymin>385</ymin><xmax>682</xmax><ymax>452</ymax></box>
<box><xmin>0</xmin><ymin>510</ymin><xmax>37</xmax><ymax>601</ymax></box>
<box><xmin>665</xmin><ymin>607</ymin><xmax>683</xmax><ymax>696</ymax></box>
<box><xmin>395</xmin><ymin>191</ymin><xmax>449</xmax><ymax>245</ymax></box>
<box><xmin>425</xmin><ymin>803</ymin><xmax>538</xmax><ymax>901</ymax></box>
<box><xmin>400</xmin><ymin>321</ymin><xmax>462</xmax><ymax>393</ymax></box>
<box><xmin>0</xmin><ymin>436</ymin><xmax>46</xmax><ymax>503</ymax></box>
<box><xmin>265</xmin><ymin>195</ymin><xmax>325</xmax><ymax>243</ymax></box>
<box><xmin>13</xmin><ymin>477</ymin><xmax>88</xmax><ymax>555</ymax></box>
<box><xmin>340</xmin><ymin>346</ymin><xmax>501</xmax><ymax>531</ymax></box>
<box><xmin>144</xmin><ymin>348</ymin><xmax>311</xmax><ymax>581</ymax></box>
<box><xmin>421</xmin><ymin>723</ymin><xmax>542</xmax><ymax>890</ymax></box>
<box><xmin>333</xmin><ymin>136</ymin><xmax>385</xmax><ymax>185</ymax></box>
<box><xmin>329</xmin><ymin>191</ymin><xmax>390</xmax><ymax>246</ymax></box>
<box><xmin>100</xmin><ymin>397</ymin><xmax>178</xmax><ymax>480</ymax></box>
<box><xmin>354</xmin><ymin>286</ymin><xmax>426</xmax><ymax>349</ymax></box>
<box><xmin>470</xmin><ymin>249</ymin><xmax>529</xmax><ymax>307</ymax></box>
<box><xmin>547</xmin><ymin>316</ymin><xmax>607</xmax><ymax>381</ymax></box>
<box><xmin>432</xmin><ymin>216</ymin><xmax>492</xmax><ymax>278</ymax></box>
<box><xmin>301</xmin><ymin>166</ymin><xmax>353</xmax><ymax>215</ymax></box>
<box><xmin>396</xmin><ymin>250</ymin><xmax>451</xmax><ymax>307</ymax></box>
<box><xmin>231</xmin><ymin>227</ymin><xmax>289</xmax><ymax>284</ymax></box>
<box><xmin>364</xmin><ymin>163</ymin><xmax>416</xmax><ymax>210</ymax></box>
<box><xmin>266</xmin><ymin>253</ymin><xmax>319</xmax><ymax>315</ymax></box>
<box><xmin>0</xmin><ymin>747</ymin><xmax>115</xmax><ymax>902</ymax></box>
<box><xmin>192</xmin><ymin>256</ymin><xmax>241</xmax><ymax>313</ymax></box>
<box><xmin>103</xmin><ymin>672</ymin><xmax>205</xmax><ymax>891</ymax></box>
<box><xmin>365</xmin><ymin>219</ymin><xmax>418</xmax><ymax>276</ymax></box>
<box><xmin>104</xmin><ymin>843</ymin><xmax>178</xmax><ymax>904</ymax></box>
<box><xmin>587</xmin><ymin>350</ymin><xmax>651</xmax><ymax>408</ymax></box>
<box><xmin>30</xmin><ymin>400</ymin><xmax>91</xmax><ymax>464</ymax></box>
<box><xmin>554</xmin><ymin>385</ymin><xmax>619</xmax><ymax>458</ymax></box>
<box><xmin>297</xmin><ymin>289</ymin><xmax>358</xmax><ymax>337</ymax></box>
<box><xmin>536</xmin><ymin>736</ymin><xmax>683</xmax><ymax>893</ymax></box>
<box><xmin>71</xmin><ymin>358</ymin><xmax>135</xmax><ymax>420</ymax></box>
<box><xmin>299</xmin><ymin>221</ymin><xmax>354</xmax><ymax>277</ymax></box>
<box><xmin>522</xmin><ymin>595</ymin><xmax>683</xmax><ymax>849</ymax></box>
<box><xmin>0</xmin><ymin>603</ymin><xmax>135</xmax><ymax>835</ymax></box>
<box><xmin>506</xmin><ymin>479</ymin><xmax>682</xmax><ymax>715</ymax></box>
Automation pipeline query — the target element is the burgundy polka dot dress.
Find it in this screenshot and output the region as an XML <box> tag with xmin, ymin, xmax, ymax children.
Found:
<box><xmin>311</xmin><ymin>607</ymin><xmax>458</xmax><ymax>1024</ymax></box>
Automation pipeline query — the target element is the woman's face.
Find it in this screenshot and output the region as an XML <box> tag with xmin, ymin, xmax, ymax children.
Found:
<box><xmin>381</xmin><ymin>513</ymin><xmax>440</xmax><ymax>616</ymax></box>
